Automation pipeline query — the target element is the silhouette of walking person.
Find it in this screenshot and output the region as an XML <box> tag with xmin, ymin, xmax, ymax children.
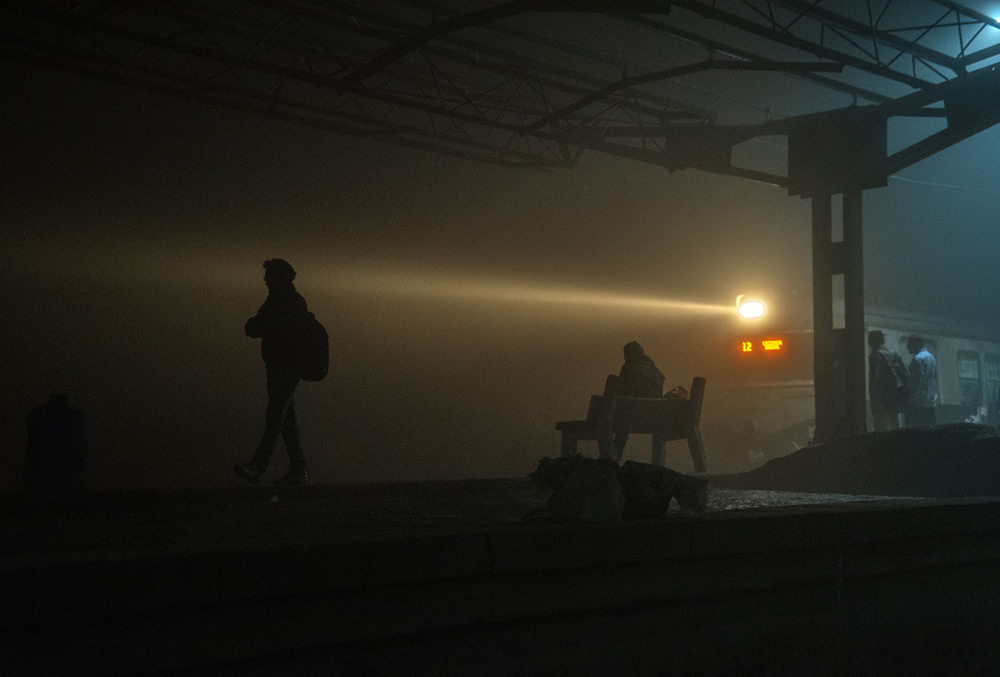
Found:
<box><xmin>234</xmin><ymin>259</ymin><xmax>310</xmax><ymax>486</ymax></box>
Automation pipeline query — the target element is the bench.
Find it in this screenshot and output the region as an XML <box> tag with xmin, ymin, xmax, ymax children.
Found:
<box><xmin>555</xmin><ymin>375</ymin><xmax>707</xmax><ymax>472</ymax></box>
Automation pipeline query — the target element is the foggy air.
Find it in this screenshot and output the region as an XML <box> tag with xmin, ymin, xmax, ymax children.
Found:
<box><xmin>3</xmin><ymin>48</ymin><xmax>1000</xmax><ymax>492</ymax></box>
<box><xmin>14</xmin><ymin>5</ymin><xmax>1000</xmax><ymax>673</ymax></box>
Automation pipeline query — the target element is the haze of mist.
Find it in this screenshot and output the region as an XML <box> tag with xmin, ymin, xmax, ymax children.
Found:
<box><xmin>3</xmin><ymin>60</ymin><xmax>1000</xmax><ymax>493</ymax></box>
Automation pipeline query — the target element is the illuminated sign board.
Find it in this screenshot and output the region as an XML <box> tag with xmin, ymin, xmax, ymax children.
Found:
<box><xmin>739</xmin><ymin>337</ymin><xmax>786</xmax><ymax>354</ymax></box>
<box><xmin>728</xmin><ymin>332</ymin><xmax>810</xmax><ymax>381</ymax></box>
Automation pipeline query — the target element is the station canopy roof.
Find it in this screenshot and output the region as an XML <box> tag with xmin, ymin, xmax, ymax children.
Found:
<box><xmin>5</xmin><ymin>1</ymin><xmax>1000</xmax><ymax>193</ymax></box>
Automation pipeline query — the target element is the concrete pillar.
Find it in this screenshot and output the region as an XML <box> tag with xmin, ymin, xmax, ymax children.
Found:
<box><xmin>812</xmin><ymin>195</ymin><xmax>835</xmax><ymax>443</ymax></box>
<box><xmin>812</xmin><ymin>191</ymin><xmax>867</xmax><ymax>444</ymax></box>
<box><xmin>843</xmin><ymin>190</ymin><xmax>867</xmax><ymax>436</ymax></box>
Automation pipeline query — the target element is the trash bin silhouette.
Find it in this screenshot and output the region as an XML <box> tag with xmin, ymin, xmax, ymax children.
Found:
<box><xmin>25</xmin><ymin>394</ymin><xmax>88</xmax><ymax>501</ymax></box>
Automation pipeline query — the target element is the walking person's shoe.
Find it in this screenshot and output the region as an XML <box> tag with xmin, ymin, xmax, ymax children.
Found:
<box><xmin>233</xmin><ymin>462</ymin><xmax>263</xmax><ymax>484</ymax></box>
<box><xmin>273</xmin><ymin>468</ymin><xmax>308</xmax><ymax>487</ymax></box>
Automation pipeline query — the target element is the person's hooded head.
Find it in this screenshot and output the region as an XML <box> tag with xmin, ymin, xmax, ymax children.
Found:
<box><xmin>623</xmin><ymin>341</ymin><xmax>645</xmax><ymax>363</ymax></box>
<box><xmin>263</xmin><ymin>259</ymin><xmax>296</xmax><ymax>290</ymax></box>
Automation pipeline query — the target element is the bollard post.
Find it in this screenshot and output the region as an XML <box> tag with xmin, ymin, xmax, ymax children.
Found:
<box><xmin>25</xmin><ymin>394</ymin><xmax>88</xmax><ymax>502</ymax></box>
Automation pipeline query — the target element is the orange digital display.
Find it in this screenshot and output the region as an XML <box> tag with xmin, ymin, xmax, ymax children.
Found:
<box><xmin>739</xmin><ymin>338</ymin><xmax>786</xmax><ymax>353</ymax></box>
<box><xmin>729</xmin><ymin>332</ymin><xmax>808</xmax><ymax>382</ymax></box>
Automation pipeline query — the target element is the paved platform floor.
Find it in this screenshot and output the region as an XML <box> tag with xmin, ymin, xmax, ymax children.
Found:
<box><xmin>6</xmin><ymin>479</ymin><xmax>1000</xmax><ymax>675</ymax></box>
<box><xmin>0</xmin><ymin>478</ymin><xmax>927</xmax><ymax>569</ymax></box>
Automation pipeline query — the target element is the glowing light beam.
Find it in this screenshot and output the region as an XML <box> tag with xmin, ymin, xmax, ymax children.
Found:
<box><xmin>319</xmin><ymin>267</ymin><xmax>733</xmax><ymax>315</ymax></box>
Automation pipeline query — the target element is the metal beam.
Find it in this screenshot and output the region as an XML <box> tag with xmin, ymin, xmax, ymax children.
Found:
<box><xmin>927</xmin><ymin>0</ymin><xmax>1000</xmax><ymax>29</ymax></box>
<box><xmin>884</xmin><ymin>66</ymin><xmax>1000</xmax><ymax>173</ymax></box>
<box><xmin>523</xmin><ymin>59</ymin><xmax>842</xmax><ymax>134</ymax></box>
<box><xmin>768</xmin><ymin>0</ymin><xmax>964</xmax><ymax>74</ymax></box>
<box><xmin>669</xmin><ymin>0</ymin><xmax>938</xmax><ymax>90</ymax></box>
<box><xmin>626</xmin><ymin>14</ymin><xmax>894</xmax><ymax>105</ymax></box>
<box><xmin>338</xmin><ymin>0</ymin><xmax>674</xmax><ymax>89</ymax></box>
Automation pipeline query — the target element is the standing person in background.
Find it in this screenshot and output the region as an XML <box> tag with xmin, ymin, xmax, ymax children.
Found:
<box><xmin>867</xmin><ymin>330</ymin><xmax>906</xmax><ymax>431</ymax></box>
<box><xmin>234</xmin><ymin>259</ymin><xmax>310</xmax><ymax>486</ymax></box>
<box><xmin>905</xmin><ymin>335</ymin><xmax>938</xmax><ymax>427</ymax></box>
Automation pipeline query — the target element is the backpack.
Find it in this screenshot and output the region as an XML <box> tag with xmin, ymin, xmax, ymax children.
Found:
<box><xmin>888</xmin><ymin>352</ymin><xmax>909</xmax><ymax>409</ymax></box>
<box><xmin>298</xmin><ymin>312</ymin><xmax>329</xmax><ymax>382</ymax></box>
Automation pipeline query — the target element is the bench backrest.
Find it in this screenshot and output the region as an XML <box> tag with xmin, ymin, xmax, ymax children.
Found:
<box><xmin>589</xmin><ymin>374</ymin><xmax>706</xmax><ymax>438</ymax></box>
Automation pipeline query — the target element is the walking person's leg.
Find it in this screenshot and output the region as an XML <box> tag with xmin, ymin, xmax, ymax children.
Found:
<box><xmin>235</xmin><ymin>364</ymin><xmax>299</xmax><ymax>483</ymax></box>
<box><xmin>275</xmin><ymin>393</ymin><xmax>308</xmax><ymax>485</ymax></box>
<box><xmin>253</xmin><ymin>366</ymin><xmax>299</xmax><ymax>468</ymax></box>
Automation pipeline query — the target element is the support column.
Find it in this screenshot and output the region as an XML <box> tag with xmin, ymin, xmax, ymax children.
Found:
<box><xmin>843</xmin><ymin>190</ymin><xmax>867</xmax><ymax>436</ymax></box>
<box><xmin>812</xmin><ymin>194</ymin><xmax>835</xmax><ymax>443</ymax></box>
<box><xmin>812</xmin><ymin>191</ymin><xmax>867</xmax><ymax>444</ymax></box>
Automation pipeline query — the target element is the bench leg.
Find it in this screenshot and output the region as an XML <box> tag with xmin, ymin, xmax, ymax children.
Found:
<box><xmin>651</xmin><ymin>435</ymin><xmax>666</xmax><ymax>467</ymax></box>
<box><xmin>560</xmin><ymin>431</ymin><xmax>578</xmax><ymax>457</ymax></box>
<box><xmin>597</xmin><ymin>426</ymin><xmax>616</xmax><ymax>461</ymax></box>
<box><xmin>687</xmin><ymin>427</ymin><xmax>707</xmax><ymax>473</ymax></box>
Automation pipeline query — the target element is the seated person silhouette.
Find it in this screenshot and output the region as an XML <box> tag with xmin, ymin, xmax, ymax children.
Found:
<box><xmin>614</xmin><ymin>341</ymin><xmax>665</xmax><ymax>458</ymax></box>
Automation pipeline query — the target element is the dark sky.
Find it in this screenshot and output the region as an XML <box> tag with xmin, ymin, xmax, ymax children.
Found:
<box><xmin>3</xmin><ymin>53</ymin><xmax>1000</xmax><ymax>492</ymax></box>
